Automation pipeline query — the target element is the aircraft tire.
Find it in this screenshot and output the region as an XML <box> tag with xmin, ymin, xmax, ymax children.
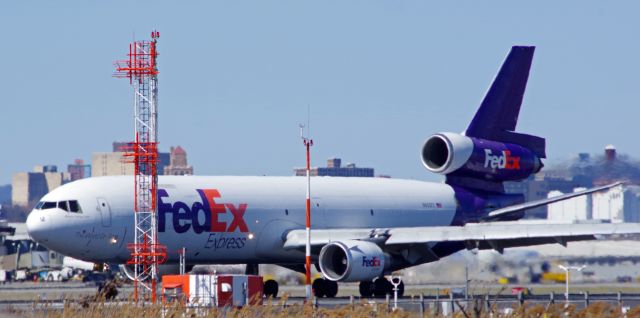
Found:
<box><xmin>325</xmin><ymin>280</ymin><xmax>338</xmax><ymax>298</ymax></box>
<box><xmin>359</xmin><ymin>281</ymin><xmax>374</xmax><ymax>298</ymax></box>
<box><xmin>312</xmin><ymin>278</ymin><xmax>326</xmax><ymax>298</ymax></box>
<box><xmin>373</xmin><ymin>277</ymin><xmax>392</xmax><ymax>298</ymax></box>
<box><xmin>264</xmin><ymin>279</ymin><xmax>279</xmax><ymax>298</ymax></box>
<box><xmin>397</xmin><ymin>281</ymin><xmax>405</xmax><ymax>297</ymax></box>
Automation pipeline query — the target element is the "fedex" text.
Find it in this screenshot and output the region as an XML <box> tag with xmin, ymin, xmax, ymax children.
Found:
<box><xmin>158</xmin><ymin>189</ymin><xmax>249</xmax><ymax>234</ymax></box>
<box><xmin>483</xmin><ymin>149</ymin><xmax>520</xmax><ymax>170</ymax></box>
<box><xmin>362</xmin><ymin>256</ymin><xmax>381</xmax><ymax>267</ymax></box>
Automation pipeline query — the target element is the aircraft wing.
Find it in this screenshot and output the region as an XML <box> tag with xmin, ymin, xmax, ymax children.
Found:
<box><xmin>283</xmin><ymin>221</ymin><xmax>640</xmax><ymax>255</ymax></box>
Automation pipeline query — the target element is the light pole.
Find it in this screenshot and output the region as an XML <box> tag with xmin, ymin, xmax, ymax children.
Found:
<box><xmin>558</xmin><ymin>264</ymin><xmax>586</xmax><ymax>304</ymax></box>
<box><xmin>300</xmin><ymin>123</ymin><xmax>313</xmax><ymax>301</ymax></box>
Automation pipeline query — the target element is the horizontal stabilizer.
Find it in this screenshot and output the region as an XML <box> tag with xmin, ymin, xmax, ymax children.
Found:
<box><xmin>484</xmin><ymin>182</ymin><xmax>623</xmax><ymax>220</ymax></box>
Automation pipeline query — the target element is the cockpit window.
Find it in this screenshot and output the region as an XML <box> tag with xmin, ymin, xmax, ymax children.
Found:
<box><xmin>40</xmin><ymin>202</ymin><xmax>56</xmax><ymax>209</ymax></box>
<box><xmin>35</xmin><ymin>200</ymin><xmax>82</xmax><ymax>213</ymax></box>
<box><xmin>68</xmin><ymin>200</ymin><xmax>82</xmax><ymax>213</ymax></box>
<box><xmin>57</xmin><ymin>201</ymin><xmax>68</xmax><ymax>212</ymax></box>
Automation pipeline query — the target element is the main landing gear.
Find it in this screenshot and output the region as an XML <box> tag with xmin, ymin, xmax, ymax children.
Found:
<box><xmin>248</xmin><ymin>263</ymin><xmax>279</xmax><ymax>298</ymax></box>
<box><xmin>264</xmin><ymin>276</ymin><xmax>403</xmax><ymax>299</ymax></box>
<box><xmin>312</xmin><ymin>278</ymin><xmax>338</xmax><ymax>298</ymax></box>
<box><xmin>264</xmin><ymin>279</ymin><xmax>279</xmax><ymax>298</ymax></box>
<box><xmin>359</xmin><ymin>277</ymin><xmax>404</xmax><ymax>298</ymax></box>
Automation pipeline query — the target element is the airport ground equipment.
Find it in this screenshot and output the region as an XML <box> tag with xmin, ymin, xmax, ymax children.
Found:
<box><xmin>114</xmin><ymin>30</ymin><xmax>167</xmax><ymax>302</ymax></box>
<box><xmin>162</xmin><ymin>274</ymin><xmax>263</xmax><ymax>307</ymax></box>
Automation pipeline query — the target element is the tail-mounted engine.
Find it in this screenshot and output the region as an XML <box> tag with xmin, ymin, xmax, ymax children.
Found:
<box><xmin>421</xmin><ymin>132</ymin><xmax>542</xmax><ymax>182</ymax></box>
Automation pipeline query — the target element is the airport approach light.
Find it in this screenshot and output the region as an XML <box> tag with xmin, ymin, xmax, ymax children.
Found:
<box><xmin>558</xmin><ymin>264</ymin><xmax>586</xmax><ymax>304</ymax></box>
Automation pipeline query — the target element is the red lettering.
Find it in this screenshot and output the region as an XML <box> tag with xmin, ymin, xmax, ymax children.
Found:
<box><xmin>511</xmin><ymin>156</ymin><xmax>520</xmax><ymax>169</ymax></box>
<box><xmin>202</xmin><ymin>189</ymin><xmax>227</xmax><ymax>232</ymax></box>
<box><xmin>226</xmin><ymin>203</ymin><xmax>249</xmax><ymax>233</ymax></box>
<box><xmin>504</xmin><ymin>151</ymin><xmax>521</xmax><ymax>170</ymax></box>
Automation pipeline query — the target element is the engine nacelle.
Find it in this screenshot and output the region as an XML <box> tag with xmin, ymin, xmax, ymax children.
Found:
<box><xmin>318</xmin><ymin>240</ymin><xmax>388</xmax><ymax>282</ymax></box>
<box><xmin>421</xmin><ymin>132</ymin><xmax>542</xmax><ymax>182</ymax></box>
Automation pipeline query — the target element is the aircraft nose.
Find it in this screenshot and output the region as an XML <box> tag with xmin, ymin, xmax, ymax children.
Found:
<box><xmin>26</xmin><ymin>210</ymin><xmax>50</xmax><ymax>244</ymax></box>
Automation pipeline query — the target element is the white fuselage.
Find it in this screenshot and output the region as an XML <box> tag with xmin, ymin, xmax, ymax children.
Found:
<box><xmin>26</xmin><ymin>176</ymin><xmax>457</xmax><ymax>265</ymax></box>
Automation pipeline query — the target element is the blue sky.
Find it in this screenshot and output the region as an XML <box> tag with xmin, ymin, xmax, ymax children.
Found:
<box><xmin>0</xmin><ymin>1</ymin><xmax>638</xmax><ymax>185</ymax></box>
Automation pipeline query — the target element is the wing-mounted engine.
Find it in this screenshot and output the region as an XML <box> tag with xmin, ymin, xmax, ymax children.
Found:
<box><xmin>421</xmin><ymin>132</ymin><xmax>542</xmax><ymax>182</ymax></box>
<box><xmin>318</xmin><ymin>240</ymin><xmax>389</xmax><ymax>282</ymax></box>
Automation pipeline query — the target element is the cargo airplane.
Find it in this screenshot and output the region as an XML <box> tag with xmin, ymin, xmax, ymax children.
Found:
<box><xmin>26</xmin><ymin>46</ymin><xmax>639</xmax><ymax>298</ymax></box>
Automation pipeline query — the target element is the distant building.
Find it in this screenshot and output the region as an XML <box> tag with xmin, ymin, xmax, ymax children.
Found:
<box><xmin>34</xmin><ymin>165</ymin><xmax>58</xmax><ymax>173</ymax></box>
<box><xmin>0</xmin><ymin>222</ymin><xmax>63</xmax><ymax>271</ymax></box>
<box><xmin>92</xmin><ymin>152</ymin><xmax>134</xmax><ymax>177</ymax></box>
<box><xmin>112</xmin><ymin>141</ymin><xmax>133</xmax><ymax>152</ymax></box>
<box><xmin>547</xmin><ymin>188</ymin><xmax>592</xmax><ymax>222</ymax></box>
<box><xmin>547</xmin><ymin>185</ymin><xmax>640</xmax><ymax>223</ymax></box>
<box><xmin>164</xmin><ymin>146</ymin><xmax>193</xmax><ymax>176</ymax></box>
<box><xmin>294</xmin><ymin>158</ymin><xmax>374</xmax><ymax>177</ymax></box>
<box><xmin>504</xmin><ymin>174</ymin><xmax>582</xmax><ymax>218</ymax></box>
<box><xmin>67</xmin><ymin>159</ymin><xmax>91</xmax><ymax>181</ymax></box>
<box><xmin>12</xmin><ymin>166</ymin><xmax>70</xmax><ymax>207</ymax></box>
<box><xmin>158</xmin><ymin>152</ymin><xmax>171</xmax><ymax>175</ymax></box>
<box><xmin>112</xmin><ymin>141</ymin><xmax>170</xmax><ymax>175</ymax></box>
<box><xmin>509</xmin><ymin>144</ymin><xmax>640</xmax><ymax>220</ymax></box>
<box><xmin>0</xmin><ymin>185</ymin><xmax>11</xmax><ymax>204</ymax></box>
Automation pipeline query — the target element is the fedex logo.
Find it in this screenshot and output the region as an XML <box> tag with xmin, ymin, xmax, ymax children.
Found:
<box><xmin>362</xmin><ymin>256</ymin><xmax>381</xmax><ymax>267</ymax></box>
<box><xmin>158</xmin><ymin>189</ymin><xmax>249</xmax><ymax>234</ymax></box>
<box><xmin>483</xmin><ymin>149</ymin><xmax>520</xmax><ymax>170</ymax></box>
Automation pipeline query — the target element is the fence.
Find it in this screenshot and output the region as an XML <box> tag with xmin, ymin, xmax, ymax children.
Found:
<box><xmin>271</xmin><ymin>292</ymin><xmax>640</xmax><ymax>316</ymax></box>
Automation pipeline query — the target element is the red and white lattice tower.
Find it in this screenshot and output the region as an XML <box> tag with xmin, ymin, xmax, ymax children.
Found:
<box><xmin>114</xmin><ymin>31</ymin><xmax>167</xmax><ymax>302</ymax></box>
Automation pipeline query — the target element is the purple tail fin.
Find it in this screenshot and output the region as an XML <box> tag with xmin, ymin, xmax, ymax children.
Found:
<box><xmin>464</xmin><ymin>46</ymin><xmax>545</xmax><ymax>158</ymax></box>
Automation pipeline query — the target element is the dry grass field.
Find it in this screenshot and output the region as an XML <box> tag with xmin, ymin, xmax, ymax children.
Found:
<box><xmin>4</xmin><ymin>299</ymin><xmax>640</xmax><ymax>318</ymax></box>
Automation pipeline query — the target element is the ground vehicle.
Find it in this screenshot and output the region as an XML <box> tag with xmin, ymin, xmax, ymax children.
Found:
<box><xmin>14</xmin><ymin>270</ymin><xmax>26</xmax><ymax>282</ymax></box>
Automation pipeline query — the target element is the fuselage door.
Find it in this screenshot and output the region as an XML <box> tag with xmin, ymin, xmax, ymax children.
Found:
<box><xmin>97</xmin><ymin>198</ymin><xmax>112</xmax><ymax>227</ymax></box>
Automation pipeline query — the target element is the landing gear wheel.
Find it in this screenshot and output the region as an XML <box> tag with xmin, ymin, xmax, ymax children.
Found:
<box><xmin>312</xmin><ymin>278</ymin><xmax>326</xmax><ymax>298</ymax></box>
<box><xmin>359</xmin><ymin>281</ymin><xmax>374</xmax><ymax>298</ymax></box>
<box><xmin>325</xmin><ymin>280</ymin><xmax>338</xmax><ymax>298</ymax></box>
<box><xmin>264</xmin><ymin>279</ymin><xmax>279</xmax><ymax>298</ymax></box>
<box><xmin>373</xmin><ymin>277</ymin><xmax>392</xmax><ymax>298</ymax></box>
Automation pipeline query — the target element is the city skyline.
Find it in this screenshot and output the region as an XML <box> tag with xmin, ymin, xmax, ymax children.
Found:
<box><xmin>1</xmin><ymin>1</ymin><xmax>639</xmax><ymax>185</ymax></box>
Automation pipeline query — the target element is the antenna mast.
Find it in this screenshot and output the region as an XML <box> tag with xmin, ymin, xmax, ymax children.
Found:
<box><xmin>114</xmin><ymin>30</ymin><xmax>167</xmax><ymax>302</ymax></box>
